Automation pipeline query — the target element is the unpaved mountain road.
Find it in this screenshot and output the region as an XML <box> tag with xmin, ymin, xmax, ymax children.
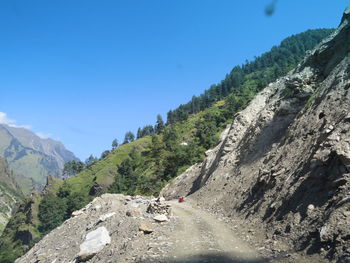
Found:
<box><xmin>151</xmin><ymin>200</ymin><xmax>268</xmax><ymax>263</ymax></box>
<box><xmin>14</xmin><ymin>194</ymin><xmax>326</xmax><ymax>263</ymax></box>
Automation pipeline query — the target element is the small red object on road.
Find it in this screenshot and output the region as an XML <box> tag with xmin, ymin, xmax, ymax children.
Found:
<box><xmin>178</xmin><ymin>196</ymin><xmax>185</xmax><ymax>203</ymax></box>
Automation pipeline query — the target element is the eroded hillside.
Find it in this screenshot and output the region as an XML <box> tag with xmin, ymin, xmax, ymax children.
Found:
<box><xmin>162</xmin><ymin>9</ymin><xmax>350</xmax><ymax>262</ymax></box>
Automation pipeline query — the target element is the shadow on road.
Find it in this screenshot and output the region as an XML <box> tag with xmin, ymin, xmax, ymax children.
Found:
<box><xmin>136</xmin><ymin>252</ymin><xmax>270</xmax><ymax>263</ymax></box>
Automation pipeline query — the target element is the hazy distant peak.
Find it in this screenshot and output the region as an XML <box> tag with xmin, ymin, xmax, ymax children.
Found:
<box><xmin>0</xmin><ymin>123</ymin><xmax>78</xmax><ymax>193</ymax></box>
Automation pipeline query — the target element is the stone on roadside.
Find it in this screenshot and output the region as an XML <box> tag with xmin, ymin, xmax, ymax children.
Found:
<box><xmin>147</xmin><ymin>202</ymin><xmax>171</xmax><ymax>215</ymax></box>
<box><xmin>154</xmin><ymin>214</ymin><xmax>169</xmax><ymax>222</ymax></box>
<box><xmin>158</xmin><ymin>196</ymin><xmax>165</xmax><ymax>202</ymax></box>
<box><xmin>72</xmin><ymin>210</ymin><xmax>84</xmax><ymax>217</ymax></box>
<box><xmin>77</xmin><ymin>227</ymin><xmax>111</xmax><ymax>262</ymax></box>
<box><xmin>98</xmin><ymin>212</ymin><xmax>116</xmax><ymax>222</ymax></box>
<box><xmin>139</xmin><ymin>223</ymin><xmax>153</xmax><ymax>234</ymax></box>
<box><xmin>306</xmin><ymin>204</ymin><xmax>315</xmax><ymax>217</ymax></box>
<box><xmin>126</xmin><ymin>209</ymin><xmax>142</xmax><ymax>217</ymax></box>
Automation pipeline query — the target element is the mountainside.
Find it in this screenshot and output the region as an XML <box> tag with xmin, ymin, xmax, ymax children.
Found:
<box><xmin>0</xmin><ymin>124</ymin><xmax>79</xmax><ymax>193</ymax></box>
<box><xmin>0</xmin><ymin>26</ymin><xmax>334</xmax><ymax>263</ymax></box>
<box><xmin>0</xmin><ymin>157</ymin><xmax>22</xmax><ymax>234</ymax></box>
<box><xmin>162</xmin><ymin>9</ymin><xmax>350</xmax><ymax>262</ymax></box>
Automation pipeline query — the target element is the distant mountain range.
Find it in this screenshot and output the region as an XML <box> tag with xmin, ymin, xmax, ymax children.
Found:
<box><xmin>0</xmin><ymin>124</ymin><xmax>79</xmax><ymax>193</ymax></box>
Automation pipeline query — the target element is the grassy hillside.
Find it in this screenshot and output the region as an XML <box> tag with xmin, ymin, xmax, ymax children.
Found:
<box><xmin>0</xmin><ymin>28</ymin><xmax>333</xmax><ymax>263</ymax></box>
<box><xmin>66</xmin><ymin>137</ymin><xmax>151</xmax><ymax>193</ymax></box>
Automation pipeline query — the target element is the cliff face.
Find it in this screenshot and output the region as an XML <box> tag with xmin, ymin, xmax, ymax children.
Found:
<box><xmin>161</xmin><ymin>9</ymin><xmax>350</xmax><ymax>262</ymax></box>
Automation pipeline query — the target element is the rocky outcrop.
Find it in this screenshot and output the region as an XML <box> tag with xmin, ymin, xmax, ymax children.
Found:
<box><xmin>161</xmin><ymin>7</ymin><xmax>350</xmax><ymax>262</ymax></box>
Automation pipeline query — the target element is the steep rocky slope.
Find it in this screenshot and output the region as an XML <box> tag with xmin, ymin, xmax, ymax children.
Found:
<box><xmin>0</xmin><ymin>157</ymin><xmax>22</xmax><ymax>234</ymax></box>
<box><xmin>15</xmin><ymin>194</ymin><xmax>270</xmax><ymax>263</ymax></box>
<box><xmin>0</xmin><ymin>124</ymin><xmax>78</xmax><ymax>193</ymax></box>
<box><xmin>161</xmin><ymin>8</ymin><xmax>350</xmax><ymax>262</ymax></box>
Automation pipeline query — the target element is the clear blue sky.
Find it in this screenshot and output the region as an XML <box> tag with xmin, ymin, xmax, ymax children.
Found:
<box><xmin>0</xmin><ymin>0</ymin><xmax>348</xmax><ymax>160</ymax></box>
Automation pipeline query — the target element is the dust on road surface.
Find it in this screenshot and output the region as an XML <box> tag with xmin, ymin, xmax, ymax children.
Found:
<box><xmin>158</xmin><ymin>200</ymin><xmax>268</xmax><ymax>263</ymax></box>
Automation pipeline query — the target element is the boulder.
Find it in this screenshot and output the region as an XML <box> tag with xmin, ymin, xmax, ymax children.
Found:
<box><xmin>139</xmin><ymin>223</ymin><xmax>153</xmax><ymax>234</ymax></box>
<box><xmin>126</xmin><ymin>209</ymin><xmax>142</xmax><ymax>217</ymax></box>
<box><xmin>77</xmin><ymin>227</ymin><xmax>111</xmax><ymax>262</ymax></box>
<box><xmin>154</xmin><ymin>214</ymin><xmax>169</xmax><ymax>222</ymax></box>
<box><xmin>306</xmin><ymin>204</ymin><xmax>315</xmax><ymax>216</ymax></box>
<box><xmin>98</xmin><ymin>212</ymin><xmax>116</xmax><ymax>222</ymax></box>
<box><xmin>72</xmin><ymin>210</ymin><xmax>84</xmax><ymax>217</ymax></box>
<box><xmin>147</xmin><ymin>201</ymin><xmax>171</xmax><ymax>215</ymax></box>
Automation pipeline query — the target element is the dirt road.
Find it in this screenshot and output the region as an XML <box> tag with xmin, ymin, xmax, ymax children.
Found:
<box><xmin>157</xmin><ymin>200</ymin><xmax>268</xmax><ymax>263</ymax></box>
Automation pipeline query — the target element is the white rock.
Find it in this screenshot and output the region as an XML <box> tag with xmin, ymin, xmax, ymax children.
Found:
<box><xmin>307</xmin><ymin>204</ymin><xmax>315</xmax><ymax>211</ymax></box>
<box><xmin>154</xmin><ymin>214</ymin><xmax>169</xmax><ymax>222</ymax></box>
<box><xmin>320</xmin><ymin>225</ymin><xmax>329</xmax><ymax>242</ymax></box>
<box><xmin>306</xmin><ymin>204</ymin><xmax>315</xmax><ymax>216</ymax></box>
<box><xmin>78</xmin><ymin>227</ymin><xmax>111</xmax><ymax>261</ymax></box>
<box><xmin>72</xmin><ymin>210</ymin><xmax>84</xmax><ymax>217</ymax></box>
<box><xmin>205</xmin><ymin>149</ymin><xmax>214</xmax><ymax>156</ymax></box>
<box><xmin>98</xmin><ymin>212</ymin><xmax>116</xmax><ymax>222</ymax></box>
<box><xmin>131</xmin><ymin>202</ymin><xmax>140</xmax><ymax>208</ymax></box>
<box><xmin>94</xmin><ymin>205</ymin><xmax>102</xmax><ymax>210</ymax></box>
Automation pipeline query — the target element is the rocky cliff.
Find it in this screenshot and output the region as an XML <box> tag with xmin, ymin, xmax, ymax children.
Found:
<box><xmin>0</xmin><ymin>124</ymin><xmax>79</xmax><ymax>193</ymax></box>
<box><xmin>161</xmin><ymin>8</ymin><xmax>350</xmax><ymax>262</ymax></box>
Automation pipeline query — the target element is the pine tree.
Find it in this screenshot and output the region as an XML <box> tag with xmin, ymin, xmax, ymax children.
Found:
<box><xmin>155</xmin><ymin>114</ymin><xmax>165</xmax><ymax>134</ymax></box>
<box><xmin>112</xmin><ymin>139</ymin><xmax>119</xmax><ymax>149</ymax></box>
<box><xmin>137</xmin><ymin>127</ymin><xmax>142</xmax><ymax>139</ymax></box>
<box><xmin>123</xmin><ymin>131</ymin><xmax>135</xmax><ymax>144</ymax></box>
<box><xmin>85</xmin><ymin>155</ymin><xmax>98</xmax><ymax>167</ymax></box>
<box><xmin>101</xmin><ymin>150</ymin><xmax>110</xmax><ymax>159</ymax></box>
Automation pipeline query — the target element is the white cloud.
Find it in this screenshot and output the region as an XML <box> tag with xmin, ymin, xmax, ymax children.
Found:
<box><xmin>0</xmin><ymin>112</ymin><xmax>32</xmax><ymax>129</ymax></box>
<box><xmin>0</xmin><ymin>112</ymin><xmax>16</xmax><ymax>126</ymax></box>
<box><xmin>35</xmin><ymin>132</ymin><xmax>52</xmax><ymax>139</ymax></box>
<box><xmin>0</xmin><ymin>112</ymin><xmax>53</xmax><ymax>139</ymax></box>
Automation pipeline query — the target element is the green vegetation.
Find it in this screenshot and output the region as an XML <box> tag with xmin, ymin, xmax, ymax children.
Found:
<box><xmin>0</xmin><ymin>158</ymin><xmax>23</xmax><ymax>235</ymax></box>
<box><xmin>39</xmin><ymin>189</ymin><xmax>89</xmax><ymax>234</ymax></box>
<box><xmin>166</xmin><ymin>29</ymin><xmax>333</xmax><ymax>124</ymax></box>
<box><xmin>0</xmin><ymin>194</ymin><xmax>41</xmax><ymax>263</ymax></box>
<box><xmin>38</xmin><ymin>195</ymin><xmax>67</xmax><ymax>234</ymax></box>
<box><xmin>112</xmin><ymin>139</ymin><xmax>119</xmax><ymax>149</ymax></box>
<box><xmin>123</xmin><ymin>131</ymin><xmax>135</xmax><ymax>144</ymax></box>
<box><xmin>0</xmin><ymin>28</ymin><xmax>333</xmax><ymax>263</ymax></box>
<box><xmin>63</xmin><ymin>160</ymin><xmax>84</xmax><ymax>177</ymax></box>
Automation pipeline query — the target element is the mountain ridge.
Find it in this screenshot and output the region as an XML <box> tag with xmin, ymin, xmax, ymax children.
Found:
<box><xmin>0</xmin><ymin>123</ymin><xmax>79</xmax><ymax>193</ymax></box>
